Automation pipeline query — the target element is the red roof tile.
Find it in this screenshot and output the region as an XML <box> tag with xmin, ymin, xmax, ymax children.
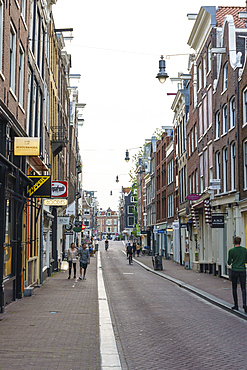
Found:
<box><xmin>216</xmin><ymin>6</ymin><xmax>246</xmax><ymax>28</ymax></box>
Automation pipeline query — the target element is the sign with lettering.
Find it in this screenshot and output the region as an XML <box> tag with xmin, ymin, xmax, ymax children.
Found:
<box><xmin>14</xmin><ymin>137</ymin><xmax>40</xmax><ymax>156</ymax></box>
<box><xmin>210</xmin><ymin>179</ymin><xmax>221</xmax><ymax>190</ymax></box>
<box><xmin>212</xmin><ymin>215</ymin><xmax>224</xmax><ymax>228</ymax></box>
<box><xmin>186</xmin><ymin>194</ymin><xmax>201</xmax><ymax>201</ymax></box>
<box><xmin>52</xmin><ymin>181</ymin><xmax>68</xmax><ymax>198</ymax></box>
<box><xmin>44</xmin><ymin>199</ymin><xmax>68</xmax><ymax>206</ymax></box>
<box><xmin>26</xmin><ymin>176</ymin><xmax>51</xmax><ymax>198</ymax></box>
<box><xmin>57</xmin><ymin>216</ymin><xmax>70</xmax><ymax>225</ymax></box>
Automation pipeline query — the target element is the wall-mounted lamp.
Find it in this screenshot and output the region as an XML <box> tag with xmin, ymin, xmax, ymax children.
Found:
<box><xmin>156</xmin><ymin>55</ymin><xmax>169</xmax><ymax>84</ymax></box>
<box><xmin>110</xmin><ymin>191</ymin><xmax>112</xmax><ymax>196</ymax></box>
<box><xmin>116</xmin><ymin>175</ymin><xmax>119</xmax><ymax>183</ymax></box>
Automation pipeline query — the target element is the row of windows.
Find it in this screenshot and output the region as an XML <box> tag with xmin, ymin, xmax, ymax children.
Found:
<box><xmin>187</xmin><ymin>124</ymin><xmax>198</xmax><ymax>157</ymax></box>
<box><xmin>215</xmin><ymin>97</ymin><xmax>235</xmax><ymax>138</ymax></box>
<box><xmin>197</xmin><ymin>43</ymin><xmax>212</xmax><ymax>91</ymax></box>
<box><xmin>215</xmin><ymin>143</ymin><xmax>236</xmax><ymax>193</ymax></box>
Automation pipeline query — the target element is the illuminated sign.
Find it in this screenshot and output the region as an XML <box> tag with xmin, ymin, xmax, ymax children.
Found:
<box><xmin>44</xmin><ymin>199</ymin><xmax>68</xmax><ymax>206</ymax></box>
<box><xmin>52</xmin><ymin>181</ymin><xmax>68</xmax><ymax>198</ymax></box>
<box><xmin>26</xmin><ymin>176</ymin><xmax>51</xmax><ymax>198</ymax></box>
<box><xmin>14</xmin><ymin>137</ymin><xmax>40</xmax><ymax>156</ymax></box>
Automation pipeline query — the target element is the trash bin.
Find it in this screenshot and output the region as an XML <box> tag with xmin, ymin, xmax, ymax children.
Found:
<box><xmin>95</xmin><ymin>243</ymin><xmax>98</xmax><ymax>251</ymax></box>
<box><xmin>154</xmin><ymin>254</ymin><xmax>163</xmax><ymax>271</ymax></box>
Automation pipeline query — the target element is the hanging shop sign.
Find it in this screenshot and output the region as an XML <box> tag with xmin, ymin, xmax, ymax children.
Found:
<box><xmin>14</xmin><ymin>137</ymin><xmax>40</xmax><ymax>156</ymax></box>
<box><xmin>64</xmin><ymin>223</ymin><xmax>73</xmax><ymax>231</ymax></box>
<box><xmin>212</xmin><ymin>215</ymin><xmax>225</xmax><ymax>228</ymax></box>
<box><xmin>26</xmin><ymin>176</ymin><xmax>51</xmax><ymax>198</ymax></box>
<box><xmin>52</xmin><ymin>181</ymin><xmax>68</xmax><ymax>198</ymax></box>
<box><xmin>186</xmin><ymin>194</ymin><xmax>201</xmax><ymax>201</ymax></box>
<box><xmin>57</xmin><ymin>216</ymin><xmax>70</xmax><ymax>225</ymax></box>
<box><xmin>44</xmin><ymin>199</ymin><xmax>68</xmax><ymax>206</ymax></box>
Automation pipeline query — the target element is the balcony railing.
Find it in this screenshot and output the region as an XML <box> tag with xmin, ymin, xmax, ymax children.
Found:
<box><xmin>51</xmin><ymin>126</ymin><xmax>68</xmax><ymax>156</ymax></box>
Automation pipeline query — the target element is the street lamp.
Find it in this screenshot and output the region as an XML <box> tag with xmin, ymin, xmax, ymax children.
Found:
<box><xmin>156</xmin><ymin>55</ymin><xmax>169</xmax><ymax>84</ymax></box>
<box><xmin>125</xmin><ymin>150</ymin><xmax>130</xmax><ymax>162</ymax></box>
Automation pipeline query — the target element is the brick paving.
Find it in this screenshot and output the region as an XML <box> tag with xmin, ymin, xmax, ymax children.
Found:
<box><xmin>133</xmin><ymin>254</ymin><xmax>239</xmax><ymax>306</ymax></box>
<box><xmin>101</xmin><ymin>242</ymin><xmax>247</xmax><ymax>370</ymax></box>
<box><xmin>0</xmin><ymin>256</ymin><xmax>100</xmax><ymax>370</ymax></box>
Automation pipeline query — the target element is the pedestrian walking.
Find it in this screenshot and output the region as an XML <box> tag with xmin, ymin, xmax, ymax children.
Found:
<box><xmin>77</xmin><ymin>243</ymin><xmax>90</xmax><ymax>280</ymax></box>
<box><xmin>133</xmin><ymin>241</ymin><xmax>136</xmax><ymax>257</ymax></box>
<box><xmin>136</xmin><ymin>243</ymin><xmax>141</xmax><ymax>257</ymax></box>
<box><xmin>227</xmin><ymin>236</ymin><xmax>247</xmax><ymax>312</ymax></box>
<box><xmin>67</xmin><ymin>242</ymin><xmax>78</xmax><ymax>279</ymax></box>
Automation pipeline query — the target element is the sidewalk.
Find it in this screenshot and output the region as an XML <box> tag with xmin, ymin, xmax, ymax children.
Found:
<box><xmin>0</xmin><ymin>256</ymin><xmax>101</xmax><ymax>370</ymax></box>
<box><xmin>133</xmin><ymin>254</ymin><xmax>247</xmax><ymax>320</ymax></box>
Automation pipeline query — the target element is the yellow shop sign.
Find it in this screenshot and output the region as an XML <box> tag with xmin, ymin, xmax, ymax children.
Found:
<box><xmin>26</xmin><ymin>176</ymin><xmax>51</xmax><ymax>198</ymax></box>
<box><xmin>14</xmin><ymin>137</ymin><xmax>40</xmax><ymax>156</ymax></box>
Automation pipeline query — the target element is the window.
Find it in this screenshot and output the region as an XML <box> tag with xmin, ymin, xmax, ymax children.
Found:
<box><xmin>223</xmin><ymin>62</ymin><xmax>228</xmax><ymax>90</ymax></box>
<box><xmin>231</xmin><ymin>143</ymin><xmax>236</xmax><ymax>191</ymax></box>
<box><xmin>244</xmin><ymin>141</ymin><xmax>247</xmax><ymax>189</ymax></box>
<box><xmin>216</xmin><ymin>152</ymin><xmax>221</xmax><ymax>194</ymax></box>
<box><xmin>195</xmin><ymin>169</ymin><xmax>199</xmax><ymax>194</ymax></box>
<box><xmin>10</xmin><ymin>24</ymin><xmax>17</xmax><ymax>91</ymax></box>
<box><xmin>208</xmin><ymin>42</ymin><xmax>212</xmax><ymax>72</ymax></box>
<box><xmin>0</xmin><ymin>0</ymin><xmax>3</xmax><ymax>72</ymax></box>
<box><xmin>26</xmin><ymin>72</ymin><xmax>32</xmax><ymax>130</ymax></box>
<box><xmin>21</xmin><ymin>0</ymin><xmax>26</xmax><ymax>21</ymax></box>
<box><xmin>184</xmin><ymin>165</ymin><xmax>187</xmax><ymax>198</ymax></box>
<box><xmin>203</xmin><ymin>54</ymin><xmax>207</xmax><ymax>88</ymax></box>
<box><xmin>29</xmin><ymin>0</ymin><xmax>35</xmax><ymax>52</ymax></box>
<box><xmin>230</xmin><ymin>97</ymin><xmax>235</xmax><ymax>129</ymax></box>
<box><xmin>191</xmin><ymin>129</ymin><xmax>194</xmax><ymax>153</ymax></box>
<box><xmin>198</xmin><ymin>105</ymin><xmax>203</xmax><ymax>137</ymax></box>
<box><xmin>84</xmin><ymin>209</ymin><xmax>90</xmax><ymax>215</ymax></box>
<box><xmin>18</xmin><ymin>45</ymin><xmax>24</xmax><ymax>107</ymax></box>
<box><xmin>167</xmin><ymin>159</ymin><xmax>173</xmax><ymax>184</ymax></box>
<box><xmin>194</xmin><ymin>125</ymin><xmax>197</xmax><ymax>147</ymax></box>
<box><xmin>223</xmin><ymin>148</ymin><xmax>228</xmax><ymax>193</ymax></box>
<box><xmin>209</xmin><ymin>144</ymin><xmax>213</xmax><ymax>182</ymax></box>
<box><xmin>128</xmin><ymin>216</ymin><xmax>135</xmax><ymax>227</ymax></box>
<box><xmin>30</xmin><ymin>81</ymin><xmax>37</xmax><ymax>137</ymax></box>
<box><xmin>114</xmin><ymin>219</ymin><xmax>117</xmax><ymax>225</ymax></box>
<box><xmin>243</xmin><ymin>88</ymin><xmax>247</xmax><ymax>126</ymax></box>
<box><xmin>223</xmin><ymin>105</ymin><xmax>227</xmax><ymax>134</ymax></box>
<box><xmin>188</xmin><ymin>133</ymin><xmax>191</xmax><ymax>157</ymax></box>
<box><xmin>216</xmin><ymin>111</ymin><xmax>220</xmax><ymax>139</ymax></box>
<box><xmin>128</xmin><ymin>205</ymin><xmax>134</xmax><ymax>214</ymax></box>
<box><xmin>84</xmin><ymin>219</ymin><xmax>90</xmax><ymax>227</ymax></box>
<box><xmin>204</xmin><ymin>149</ymin><xmax>208</xmax><ymax>189</ymax></box>
<box><xmin>198</xmin><ymin>63</ymin><xmax>202</xmax><ymax>91</ymax></box>
<box><xmin>199</xmin><ymin>154</ymin><xmax>204</xmax><ymax>192</ymax></box>
<box><xmin>167</xmin><ymin>194</ymin><xmax>174</xmax><ymax>218</ymax></box>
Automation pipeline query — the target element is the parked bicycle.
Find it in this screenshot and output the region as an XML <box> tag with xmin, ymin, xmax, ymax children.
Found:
<box><xmin>142</xmin><ymin>246</ymin><xmax>152</xmax><ymax>256</ymax></box>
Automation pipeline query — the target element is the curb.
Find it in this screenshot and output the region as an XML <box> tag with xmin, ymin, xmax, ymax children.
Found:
<box><xmin>124</xmin><ymin>251</ymin><xmax>247</xmax><ymax>321</ymax></box>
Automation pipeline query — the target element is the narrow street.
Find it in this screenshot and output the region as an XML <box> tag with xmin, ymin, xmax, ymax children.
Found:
<box><xmin>101</xmin><ymin>241</ymin><xmax>247</xmax><ymax>370</ymax></box>
<box><xmin>1</xmin><ymin>241</ymin><xmax>247</xmax><ymax>369</ymax></box>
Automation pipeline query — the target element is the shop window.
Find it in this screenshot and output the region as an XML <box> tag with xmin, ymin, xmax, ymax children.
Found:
<box><xmin>4</xmin><ymin>199</ymin><xmax>13</xmax><ymax>278</ymax></box>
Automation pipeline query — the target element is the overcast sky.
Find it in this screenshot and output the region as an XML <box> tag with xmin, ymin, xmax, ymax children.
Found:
<box><xmin>53</xmin><ymin>0</ymin><xmax>244</xmax><ymax>210</ymax></box>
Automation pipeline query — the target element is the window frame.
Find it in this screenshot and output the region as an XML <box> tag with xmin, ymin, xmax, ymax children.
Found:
<box><xmin>230</xmin><ymin>97</ymin><xmax>235</xmax><ymax>129</ymax></box>
<box><xmin>223</xmin><ymin>147</ymin><xmax>228</xmax><ymax>193</ymax></box>
<box><xmin>223</xmin><ymin>62</ymin><xmax>228</xmax><ymax>91</ymax></box>
<box><xmin>216</xmin><ymin>111</ymin><xmax>220</xmax><ymax>139</ymax></box>
<box><xmin>222</xmin><ymin>105</ymin><xmax>227</xmax><ymax>134</ymax></box>
<box><xmin>231</xmin><ymin>142</ymin><xmax>236</xmax><ymax>191</ymax></box>
<box><xmin>9</xmin><ymin>23</ymin><xmax>17</xmax><ymax>92</ymax></box>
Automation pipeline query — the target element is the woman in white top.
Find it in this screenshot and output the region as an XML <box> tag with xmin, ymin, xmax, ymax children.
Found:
<box><xmin>67</xmin><ymin>242</ymin><xmax>77</xmax><ymax>279</ymax></box>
